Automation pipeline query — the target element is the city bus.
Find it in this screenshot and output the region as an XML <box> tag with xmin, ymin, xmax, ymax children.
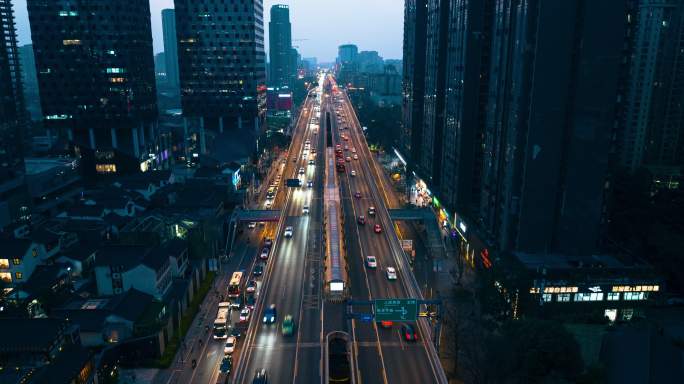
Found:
<box><xmin>213</xmin><ymin>302</ymin><xmax>231</xmax><ymax>339</ymax></box>
<box><xmin>228</xmin><ymin>271</ymin><xmax>244</xmax><ymax>298</ymax></box>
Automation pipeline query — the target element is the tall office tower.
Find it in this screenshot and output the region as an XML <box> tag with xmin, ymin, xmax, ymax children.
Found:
<box><xmin>619</xmin><ymin>0</ymin><xmax>684</xmax><ymax>179</ymax></box>
<box><xmin>19</xmin><ymin>44</ymin><xmax>41</xmax><ymax>121</ymax></box>
<box><xmin>175</xmin><ymin>0</ymin><xmax>266</xmax><ymax>154</ymax></box>
<box><xmin>357</xmin><ymin>51</ymin><xmax>384</xmax><ymax>73</ymax></box>
<box><xmin>27</xmin><ymin>0</ymin><xmax>157</xmax><ymax>161</ymax></box>
<box><xmin>439</xmin><ymin>0</ymin><xmax>494</xmax><ymax>220</ymax></box>
<box><xmin>479</xmin><ymin>0</ymin><xmax>627</xmax><ymax>256</ymax></box>
<box><xmin>1</xmin><ymin>0</ymin><xmax>24</xmax><ymax>172</ymax></box>
<box><xmin>0</xmin><ymin>0</ymin><xmax>29</xmax><ymax>227</ymax></box>
<box><xmin>162</xmin><ymin>9</ymin><xmax>180</xmax><ymax>89</ymax></box>
<box><xmin>338</xmin><ymin>44</ymin><xmax>358</xmax><ymax>65</ymax></box>
<box><xmin>290</xmin><ymin>47</ymin><xmax>299</xmax><ymax>75</ymax></box>
<box><xmin>337</xmin><ymin>44</ymin><xmax>359</xmax><ymax>85</ymax></box>
<box><xmin>419</xmin><ymin>0</ymin><xmax>450</xmax><ymax>188</ymax></box>
<box><xmin>268</xmin><ymin>4</ymin><xmax>292</xmax><ymax>87</ymax></box>
<box><xmin>401</xmin><ymin>0</ymin><xmax>428</xmax><ymax>164</ymax></box>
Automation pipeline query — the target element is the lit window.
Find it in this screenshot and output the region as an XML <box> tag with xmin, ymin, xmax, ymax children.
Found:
<box><xmin>63</xmin><ymin>39</ymin><xmax>82</xmax><ymax>46</ymax></box>
<box><xmin>0</xmin><ymin>272</ymin><xmax>11</xmax><ymax>283</ymax></box>
<box><xmin>12</xmin><ymin>258</ymin><xmax>21</xmax><ymax>266</ymax></box>
<box><xmin>0</xmin><ymin>259</ymin><xmax>8</xmax><ymax>269</ymax></box>
<box><xmin>45</xmin><ymin>114</ymin><xmax>72</xmax><ymax>120</ymax></box>
<box><xmin>607</xmin><ymin>292</ymin><xmax>620</xmax><ymax>301</ymax></box>
<box><xmin>624</xmin><ymin>292</ymin><xmax>647</xmax><ymax>301</ymax></box>
<box><xmin>96</xmin><ymin>164</ymin><xmax>117</xmax><ymax>173</ymax></box>
<box><xmin>557</xmin><ymin>293</ymin><xmax>571</xmax><ymax>302</ymax></box>
<box><xmin>542</xmin><ymin>294</ymin><xmax>552</xmax><ymax>302</ymax></box>
<box><xmin>109</xmin><ymin>77</ymin><xmax>125</xmax><ymax>83</ymax></box>
<box><xmin>15</xmin><ymin>272</ymin><xmax>22</xmax><ymax>280</ymax></box>
<box><xmin>574</xmin><ymin>293</ymin><xmax>592</xmax><ymax>302</ymax></box>
<box><xmin>106</xmin><ymin>68</ymin><xmax>125</xmax><ymax>74</ymax></box>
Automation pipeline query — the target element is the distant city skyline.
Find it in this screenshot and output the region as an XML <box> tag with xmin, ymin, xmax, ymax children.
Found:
<box><xmin>10</xmin><ymin>0</ymin><xmax>403</xmax><ymax>62</ymax></box>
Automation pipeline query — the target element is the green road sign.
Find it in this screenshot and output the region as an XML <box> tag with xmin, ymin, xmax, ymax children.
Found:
<box><xmin>374</xmin><ymin>299</ymin><xmax>418</xmax><ymax>321</ymax></box>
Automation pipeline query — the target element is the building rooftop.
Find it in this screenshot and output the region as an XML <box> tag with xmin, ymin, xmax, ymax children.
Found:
<box><xmin>30</xmin><ymin>344</ymin><xmax>93</xmax><ymax>384</ymax></box>
<box><xmin>24</xmin><ymin>157</ymin><xmax>78</xmax><ymax>175</ymax></box>
<box><xmin>95</xmin><ymin>245</ymin><xmax>151</xmax><ymax>271</ymax></box>
<box><xmin>107</xmin><ymin>288</ymin><xmax>156</xmax><ymax>322</ymax></box>
<box><xmin>3</xmin><ymin>238</ymin><xmax>33</xmax><ymax>259</ymax></box>
<box><xmin>514</xmin><ymin>252</ymin><xmax>652</xmax><ymax>271</ymax></box>
<box><xmin>21</xmin><ymin>263</ymin><xmax>70</xmax><ymax>296</ymax></box>
<box><xmin>0</xmin><ymin>318</ymin><xmax>66</xmax><ymax>353</ymax></box>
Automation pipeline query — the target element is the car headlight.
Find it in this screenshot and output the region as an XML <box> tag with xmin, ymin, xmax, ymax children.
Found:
<box><xmin>263</xmin><ymin>317</ymin><xmax>267</xmax><ymax>322</ymax></box>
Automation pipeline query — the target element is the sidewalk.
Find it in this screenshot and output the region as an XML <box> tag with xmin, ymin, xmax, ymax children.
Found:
<box><xmin>145</xmin><ymin>272</ymin><xmax>229</xmax><ymax>384</ymax></box>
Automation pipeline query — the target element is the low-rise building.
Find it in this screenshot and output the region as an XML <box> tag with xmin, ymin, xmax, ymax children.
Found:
<box><xmin>55</xmin><ymin>288</ymin><xmax>165</xmax><ymax>347</ymax></box>
<box><xmin>94</xmin><ymin>243</ymin><xmax>176</xmax><ymax>299</ymax></box>
<box><xmin>0</xmin><ymin>238</ymin><xmax>49</xmax><ymax>288</ymax></box>
<box><xmin>24</xmin><ymin>157</ymin><xmax>82</xmax><ymax>217</ymax></box>
<box><xmin>502</xmin><ymin>252</ymin><xmax>663</xmax><ymax>321</ymax></box>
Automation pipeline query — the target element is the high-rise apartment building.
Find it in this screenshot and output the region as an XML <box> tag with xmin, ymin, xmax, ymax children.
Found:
<box><xmin>27</xmin><ymin>0</ymin><xmax>157</xmax><ymax>161</ymax></box>
<box><xmin>1</xmin><ymin>0</ymin><xmax>24</xmax><ymax>174</ymax></box>
<box><xmin>419</xmin><ymin>0</ymin><xmax>450</xmax><ymax>188</ymax></box>
<box><xmin>439</xmin><ymin>0</ymin><xmax>493</xmax><ymax>219</ymax></box>
<box><xmin>478</xmin><ymin>0</ymin><xmax>626</xmax><ymax>256</ymax></box>
<box><xmin>401</xmin><ymin>0</ymin><xmax>428</xmax><ymax>164</ymax></box>
<box><xmin>18</xmin><ymin>44</ymin><xmax>41</xmax><ymax>121</ymax></box>
<box><xmin>338</xmin><ymin>44</ymin><xmax>358</xmax><ymax>65</ymax></box>
<box><xmin>174</xmin><ymin>0</ymin><xmax>266</xmax><ymax>154</ymax></box>
<box><xmin>403</xmin><ymin>0</ymin><xmax>629</xmax><ymax>257</ymax></box>
<box><xmin>269</xmin><ymin>4</ymin><xmax>292</xmax><ymax>87</ymax></box>
<box><xmin>619</xmin><ymin>0</ymin><xmax>684</xmax><ymax>179</ymax></box>
<box><xmin>0</xmin><ymin>0</ymin><xmax>29</xmax><ymax>227</ymax></box>
<box><xmin>162</xmin><ymin>9</ymin><xmax>180</xmax><ymax>90</ymax></box>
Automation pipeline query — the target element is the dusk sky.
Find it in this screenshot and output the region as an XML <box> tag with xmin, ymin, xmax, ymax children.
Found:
<box><xmin>11</xmin><ymin>0</ymin><xmax>404</xmax><ymax>62</ymax></box>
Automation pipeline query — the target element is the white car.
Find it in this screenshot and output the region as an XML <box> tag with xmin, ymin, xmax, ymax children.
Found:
<box><xmin>366</xmin><ymin>255</ymin><xmax>377</xmax><ymax>269</ymax></box>
<box><xmin>224</xmin><ymin>336</ymin><xmax>237</xmax><ymax>354</ymax></box>
<box><xmin>353</xmin><ymin>154</ymin><xmax>358</xmax><ymax>160</ymax></box>
<box><xmin>386</xmin><ymin>267</ymin><xmax>398</xmax><ymax>280</ymax></box>
<box><xmin>302</xmin><ymin>206</ymin><xmax>309</xmax><ymax>214</ymax></box>
<box><xmin>259</xmin><ymin>247</ymin><xmax>270</xmax><ymax>260</ymax></box>
<box><xmin>265</xmin><ymin>200</ymin><xmax>272</xmax><ymax>208</ymax></box>
<box><xmin>352</xmin><ymin>148</ymin><xmax>357</xmax><ymax>153</ymax></box>
<box><xmin>350</xmin><ymin>170</ymin><xmax>356</xmax><ymax>177</ymax></box>
<box><xmin>298</xmin><ymin>167</ymin><xmax>305</xmax><ymax>175</ymax></box>
<box><xmin>284</xmin><ymin>226</ymin><xmax>294</xmax><ymax>238</ymax></box>
<box><xmin>248</xmin><ymin>222</ymin><xmax>256</xmax><ymax>229</ymax></box>
<box><xmin>239</xmin><ymin>308</ymin><xmax>250</xmax><ymax>322</ymax></box>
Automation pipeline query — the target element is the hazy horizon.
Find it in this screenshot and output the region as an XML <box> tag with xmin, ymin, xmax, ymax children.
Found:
<box><xmin>10</xmin><ymin>0</ymin><xmax>403</xmax><ymax>62</ymax></box>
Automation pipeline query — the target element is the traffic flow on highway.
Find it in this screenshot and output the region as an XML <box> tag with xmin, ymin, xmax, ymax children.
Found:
<box><xmin>186</xmin><ymin>72</ymin><xmax>446</xmax><ymax>384</ymax></box>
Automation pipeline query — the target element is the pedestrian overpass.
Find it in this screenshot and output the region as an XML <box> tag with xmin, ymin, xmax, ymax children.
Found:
<box><xmin>224</xmin><ymin>208</ymin><xmax>282</xmax><ymax>257</ymax></box>
<box><xmin>388</xmin><ymin>208</ymin><xmax>445</xmax><ymax>259</ymax></box>
<box><xmin>231</xmin><ymin>209</ymin><xmax>282</xmax><ymax>222</ymax></box>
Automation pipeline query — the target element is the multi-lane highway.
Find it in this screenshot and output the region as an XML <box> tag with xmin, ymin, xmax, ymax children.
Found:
<box><xmin>206</xmin><ymin>73</ymin><xmax>446</xmax><ymax>384</ymax></box>
<box><xmin>233</xmin><ymin>76</ymin><xmax>326</xmax><ymax>384</ymax></box>
<box><xmin>328</xmin><ymin>77</ymin><xmax>445</xmax><ymax>384</ymax></box>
